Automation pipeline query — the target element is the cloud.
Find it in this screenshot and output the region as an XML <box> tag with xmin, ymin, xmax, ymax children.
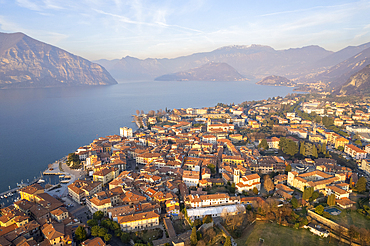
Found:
<box><xmin>16</xmin><ymin>0</ymin><xmax>41</xmax><ymax>11</ymax></box>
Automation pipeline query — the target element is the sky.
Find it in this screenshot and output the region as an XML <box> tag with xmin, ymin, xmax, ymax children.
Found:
<box><xmin>1</xmin><ymin>0</ymin><xmax>370</xmax><ymax>61</ymax></box>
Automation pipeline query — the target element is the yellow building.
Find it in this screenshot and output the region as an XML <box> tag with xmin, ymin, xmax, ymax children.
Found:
<box><xmin>118</xmin><ymin>211</ymin><xmax>160</xmax><ymax>232</ymax></box>
<box><xmin>93</xmin><ymin>167</ymin><xmax>119</xmax><ymax>186</ymax></box>
<box><xmin>335</xmin><ymin>137</ymin><xmax>349</xmax><ymax>149</ymax></box>
<box><xmin>19</xmin><ymin>183</ymin><xmax>44</xmax><ymax>202</ymax></box>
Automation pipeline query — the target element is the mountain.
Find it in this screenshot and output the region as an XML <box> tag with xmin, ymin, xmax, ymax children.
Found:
<box><xmin>0</xmin><ymin>32</ymin><xmax>117</xmax><ymax>88</ymax></box>
<box><xmin>154</xmin><ymin>62</ymin><xmax>245</xmax><ymax>81</ymax></box>
<box><xmin>256</xmin><ymin>75</ymin><xmax>295</xmax><ymax>86</ymax></box>
<box><xmin>313</xmin><ymin>42</ymin><xmax>370</xmax><ymax>69</ymax></box>
<box><xmin>305</xmin><ymin>46</ymin><xmax>370</xmax><ymax>87</ymax></box>
<box><xmin>339</xmin><ymin>64</ymin><xmax>370</xmax><ymax>95</ymax></box>
<box><xmin>95</xmin><ymin>45</ymin><xmax>333</xmax><ymax>81</ymax></box>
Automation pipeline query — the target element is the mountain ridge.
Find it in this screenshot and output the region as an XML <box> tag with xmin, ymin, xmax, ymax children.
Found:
<box><xmin>0</xmin><ymin>32</ymin><xmax>117</xmax><ymax>89</ymax></box>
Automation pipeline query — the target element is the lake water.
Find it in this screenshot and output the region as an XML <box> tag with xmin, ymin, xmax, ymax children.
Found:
<box><xmin>0</xmin><ymin>80</ymin><xmax>294</xmax><ymax>194</ymax></box>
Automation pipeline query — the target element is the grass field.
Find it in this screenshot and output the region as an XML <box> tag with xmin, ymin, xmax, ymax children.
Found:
<box><xmin>330</xmin><ymin>209</ymin><xmax>370</xmax><ymax>229</ymax></box>
<box><xmin>235</xmin><ymin>222</ymin><xmax>338</xmax><ymax>246</ymax></box>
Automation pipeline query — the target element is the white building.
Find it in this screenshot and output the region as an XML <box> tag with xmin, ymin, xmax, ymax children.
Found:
<box><xmin>186</xmin><ymin>204</ymin><xmax>245</xmax><ymax>221</ymax></box>
<box><xmin>120</xmin><ymin>127</ymin><xmax>133</xmax><ymax>138</ymax></box>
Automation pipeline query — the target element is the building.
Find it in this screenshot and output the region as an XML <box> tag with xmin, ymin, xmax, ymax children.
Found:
<box><xmin>186</xmin><ymin>204</ymin><xmax>244</xmax><ymax>221</ymax></box>
<box><xmin>182</xmin><ymin>171</ymin><xmax>200</xmax><ymax>187</ymax></box>
<box><xmin>235</xmin><ymin>173</ymin><xmax>261</xmax><ymax>194</ymax></box>
<box><xmin>19</xmin><ymin>184</ymin><xmax>44</xmax><ymax>202</ymax></box>
<box><xmin>335</xmin><ymin>137</ymin><xmax>349</xmax><ymax>149</ymax></box>
<box><xmin>93</xmin><ymin>167</ymin><xmax>119</xmax><ymax>186</ymax></box>
<box><xmin>81</xmin><ymin>237</ymin><xmax>106</xmax><ymax>246</ymax></box>
<box><xmin>344</xmin><ymin>144</ymin><xmax>367</xmax><ymax>160</ymax></box>
<box><xmin>120</xmin><ymin>127</ymin><xmax>133</xmax><ymax>138</ymax></box>
<box><xmin>118</xmin><ymin>211</ymin><xmax>160</xmax><ymax>232</ymax></box>
<box><xmin>185</xmin><ymin>193</ymin><xmax>239</xmax><ymax>208</ymax></box>
<box><xmin>68</xmin><ymin>180</ymin><xmax>102</xmax><ymax>203</ymax></box>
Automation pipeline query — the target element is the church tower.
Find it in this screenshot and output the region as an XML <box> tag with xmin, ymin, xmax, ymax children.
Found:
<box><xmin>233</xmin><ymin>169</ymin><xmax>240</xmax><ymax>184</ymax></box>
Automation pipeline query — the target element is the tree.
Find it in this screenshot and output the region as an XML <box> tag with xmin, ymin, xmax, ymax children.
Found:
<box><xmin>253</xmin><ymin>187</ymin><xmax>259</xmax><ymax>195</ymax></box>
<box><xmin>285</xmin><ymin>164</ymin><xmax>292</xmax><ymax>172</ymax></box>
<box><xmin>327</xmin><ymin>194</ymin><xmax>335</xmax><ymax>206</ymax></box>
<box><xmin>321</xmin><ymin>142</ymin><xmax>327</xmax><ymax>155</ymax></box>
<box><xmin>87</xmin><ymin>219</ymin><xmax>98</xmax><ymax>227</ymax></box>
<box><xmin>264</xmin><ymin>176</ymin><xmax>274</xmax><ymax>193</ymax></box>
<box><xmin>66</xmin><ymin>153</ymin><xmax>80</xmax><ymax>167</ymax></box>
<box><xmin>104</xmin><ymin>233</ymin><xmax>112</xmax><ymax>242</ymax></box>
<box><xmin>291</xmin><ymin>197</ymin><xmax>299</xmax><ymax>209</ymax></box>
<box><xmin>202</xmin><ymin>215</ymin><xmax>213</xmax><ymax>224</ymax></box>
<box><xmin>258</xmin><ymin>139</ymin><xmax>269</xmax><ymax>150</ymax></box>
<box><xmin>285</xmin><ymin>140</ymin><xmax>298</xmax><ymax>156</ymax></box>
<box><xmin>224</xmin><ymin>236</ymin><xmax>232</xmax><ymax>246</ymax></box>
<box><xmin>207</xmin><ymin>164</ymin><xmax>216</xmax><ymax>174</ymax></box>
<box><xmin>356</xmin><ymin>176</ymin><xmax>367</xmax><ymax>193</ymax></box>
<box><xmin>190</xmin><ymin>227</ymin><xmax>198</xmax><ymax>246</ymax></box>
<box><xmin>315</xmin><ymin>205</ymin><xmax>324</xmax><ymax>215</ymax></box>
<box><xmin>98</xmin><ymin>227</ymin><xmax>108</xmax><ymax>237</ymax></box>
<box><xmin>302</xmin><ymin>187</ymin><xmax>314</xmax><ymax>200</ymax></box>
<box><xmin>91</xmin><ymin>226</ymin><xmax>100</xmax><ymax>237</ymax></box>
<box><xmin>311</xmin><ymin>191</ymin><xmax>319</xmax><ymax>201</ymax></box>
<box><xmin>74</xmin><ymin>226</ymin><xmax>87</xmax><ymax>242</ymax></box>
<box><xmin>93</xmin><ymin>211</ymin><xmax>104</xmax><ymax>221</ymax></box>
<box><xmin>312</xmin><ymin>144</ymin><xmax>318</xmax><ymax>158</ymax></box>
<box><xmin>355</xmin><ymin>140</ymin><xmax>363</xmax><ymax>147</ymax></box>
<box><xmin>300</xmin><ymin>141</ymin><xmax>306</xmax><ymax>156</ymax></box>
<box><xmin>193</xmin><ymin>219</ymin><xmax>202</xmax><ymax>229</ymax></box>
<box><xmin>358</xmin><ymin>228</ymin><xmax>370</xmax><ymax>246</ymax></box>
<box><xmin>121</xmin><ymin>232</ymin><xmax>130</xmax><ymax>243</ymax></box>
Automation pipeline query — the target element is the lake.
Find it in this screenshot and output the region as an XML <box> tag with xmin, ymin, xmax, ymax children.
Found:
<box><xmin>0</xmin><ymin>80</ymin><xmax>294</xmax><ymax>194</ymax></box>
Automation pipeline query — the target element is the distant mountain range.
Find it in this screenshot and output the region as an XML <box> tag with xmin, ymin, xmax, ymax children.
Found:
<box><xmin>95</xmin><ymin>41</ymin><xmax>370</xmax><ymax>95</ymax></box>
<box><xmin>0</xmin><ymin>32</ymin><xmax>117</xmax><ymax>89</ymax></box>
<box><xmin>154</xmin><ymin>63</ymin><xmax>245</xmax><ymax>81</ymax></box>
<box><xmin>2</xmin><ymin>31</ymin><xmax>370</xmax><ymax>95</ymax></box>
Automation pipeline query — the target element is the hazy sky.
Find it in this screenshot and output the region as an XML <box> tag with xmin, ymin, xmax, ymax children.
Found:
<box><xmin>1</xmin><ymin>0</ymin><xmax>370</xmax><ymax>61</ymax></box>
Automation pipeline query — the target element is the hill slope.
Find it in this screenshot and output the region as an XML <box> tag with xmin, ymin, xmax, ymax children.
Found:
<box><xmin>256</xmin><ymin>75</ymin><xmax>295</xmax><ymax>86</ymax></box>
<box><xmin>339</xmin><ymin>64</ymin><xmax>370</xmax><ymax>95</ymax></box>
<box><xmin>154</xmin><ymin>63</ymin><xmax>245</xmax><ymax>81</ymax></box>
<box><xmin>0</xmin><ymin>32</ymin><xmax>117</xmax><ymax>88</ymax></box>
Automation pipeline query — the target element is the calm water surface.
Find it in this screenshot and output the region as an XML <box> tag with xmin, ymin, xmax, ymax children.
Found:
<box><xmin>0</xmin><ymin>80</ymin><xmax>294</xmax><ymax>193</ymax></box>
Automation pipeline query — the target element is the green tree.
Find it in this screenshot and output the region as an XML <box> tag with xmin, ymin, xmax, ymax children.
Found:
<box><xmin>121</xmin><ymin>233</ymin><xmax>130</xmax><ymax>243</ymax></box>
<box><xmin>98</xmin><ymin>227</ymin><xmax>108</xmax><ymax>237</ymax></box>
<box><xmin>315</xmin><ymin>205</ymin><xmax>324</xmax><ymax>215</ymax></box>
<box><xmin>312</xmin><ymin>191</ymin><xmax>320</xmax><ymax>201</ymax></box>
<box><xmin>300</xmin><ymin>141</ymin><xmax>306</xmax><ymax>156</ymax></box>
<box><xmin>207</xmin><ymin>164</ymin><xmax>216</xmax><ymax>174</ymax></box>
<box><xmin>279</xmin><ymin>137</ymin><xmax>287</xmax><ymax>150</ymax></box>
<box><xmin>194</xmin><ymin>219</ymin><xmax>202</xmax><ymax>228</ymax></box>
<box><xmin>104</xmin><ymin>233</ymin><xmax>112</xmax><ymax>242</ymax></box>
<box><xmin>74</xmin><ymin>226</ymin><xmax>87</xmax><ymax>242</ymax></box>
<box><xmin>66</xmin><ymin>153</ymin><xmax>80</xmax><ymax>167</ymax></box>
<box><xmin>93</xmin><ymin>211</ymin><xmax>104</xmax><ymax>221</ymax></box>
<box><xmin>87</xmin><ymin>219</ymin><xmax>98</xmax><ymax>227</ymax></box>
<box><xmin>321</xmin><ymin>142</ymin><xmax>327</xmax><ymax>155</ymax></box>
<box><xmin>327</xmin><ymin>194</ymin><xmax>336</xmax><ymax>206</ymax></box>
<box><xmin>91</xmin><ymin>226</ymin><xmax>100</xmax><ymax>237</ymax></box>
<box><xmin>258</xmin><ymin>139</ymin><xmax>269</xmax><ymax>150</ymax></box>
<box><xmin>224</xmin><ymin>236</ymin><xmax>232</xmax><ymax>246</ymax></box>
<box><xmin>312</xmin><ymin>145</ymin><xmax>318</xmax><ymax>158</ymax></box>
<box><xmin>356</xmin><ymin>176</ymin><xmax>367</xmax><ymax>193</ymax></box>
<box><xmin>190</xmin><ymin>227</ymin><xmax>198</xmax><ymax>246</ymax></box>
<box><xmin>302</xmin><ymin>187</ymin><xmax>314</xmax><ymax>200</ymax></box>
<box><xmin>285</xmin><ymin>140</ymin><xmax>298</xmax><ymax>156</ymax></box>
<box><xmin>338</xmin><ymin>146</ymin><xmax>344</xmax><ymax>151</ymax></box>
<box><xmin>291</xmin><ymin>197</ymin><xmax>299</xmax><ymax>209</ymax></box>
<box><xmin>355</xmin><ymin>140</ymin><xmax>363</xmax><ymax>147</ymax></box>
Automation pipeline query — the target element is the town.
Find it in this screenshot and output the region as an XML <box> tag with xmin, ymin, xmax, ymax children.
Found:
<box><xmin>1</xmin><ymin>93</ymin><xmax>370</xmax><ymax>246</ymax></box>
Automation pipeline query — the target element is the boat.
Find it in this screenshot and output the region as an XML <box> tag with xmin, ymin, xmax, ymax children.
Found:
<box><xmin>59</xmin><ymin>175</ymin><xmax>65</xmax><ymax>178</ymax></box>
<box><xmin>0</xmin><ymin>196</ymin><xmax>3</xmax><ymax>199</ymax></box>
<box><xmin>4</xmin><ymin>195</ymin><xmax>7</xmax><ymax>198</ymax></box>
<box><xmin>60</xmin><ymin>180</ymin><xmax>70</xmax><ymax>184</ymax></box>
<box><xmin>64</xmin><ymin>175</ymin><xmax>71</xmax><ymax>179</ymax></box>
<box><xmin>38</xmin><ymin>179</ymin><xmax>45</xmax><ymax>183</ymax></box>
